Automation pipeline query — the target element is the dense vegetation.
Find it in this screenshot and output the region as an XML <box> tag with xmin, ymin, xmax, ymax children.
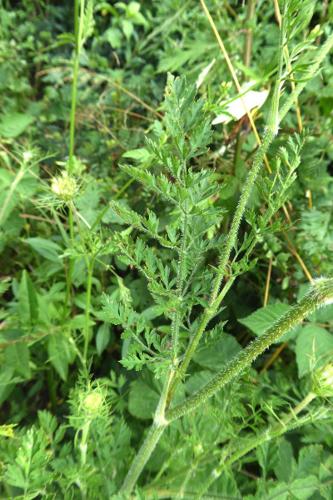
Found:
<box><xmin>1</xmin><ymin>0</ymin><xmax>333</xmax><ymax>498</ymax></box>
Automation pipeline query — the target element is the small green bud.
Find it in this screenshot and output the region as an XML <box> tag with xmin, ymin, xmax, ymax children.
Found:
<box><xmin>313</xmin><ymin>364</ymin><xmax>333</xmax><ymax>398</ymax></box>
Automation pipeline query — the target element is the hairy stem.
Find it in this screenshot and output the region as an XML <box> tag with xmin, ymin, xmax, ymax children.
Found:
<box><xmin>166</xmin><ymin>279</ymin><xmax>333</xmax><ymax>422</ymax></box>
<box><xmin>120</xmin><ymin>369</ymin><xmax>174</xmax><ymax>495</ymax></box>
<box><xmin>171</xmin><ymin>203</ymin><xmax>189</xmax><ymax>360</ymax></box>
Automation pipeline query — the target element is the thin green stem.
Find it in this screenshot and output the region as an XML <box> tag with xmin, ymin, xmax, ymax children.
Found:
<box><xmin>83</xmin><ymin>257</ymin><xmax>94</xmax><ymax>363</ymax></box>
<box><xmin>68</xmin><ymin>0</ymin><xmax>83</xmax><ymax>173</ymax></box>
<box><xmin>168</xmin><ymin>276</ymin><xmax>235</xmax><ymax>401</ymax></box>
<box><xmin>171</xmin><ymin>203</ymin><xmax>189</xmax><ymax>360</ymax></box>
<box><xmin>66</xmin><ymin>204</ymin><xmax>75</xmax><ymax>306</ymax></box>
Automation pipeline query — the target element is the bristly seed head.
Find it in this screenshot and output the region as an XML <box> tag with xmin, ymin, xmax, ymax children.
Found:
<box><xmin>51</xmin><ymin>171</ymin><xmax>78</xmax><ymax>202</ymax></box>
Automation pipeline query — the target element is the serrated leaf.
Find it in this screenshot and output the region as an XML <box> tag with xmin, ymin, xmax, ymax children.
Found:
<box><xmin>193</xmin><ymin>333</ymin><xmax>240</xmax><ymax>371</ymax></box>
<box><xmin>296</xmin><ymin>325</ymin><xmax>333</xmax><ymax>377</ymax></box>
<box><xmin>0</xmin><ymin>112</ymin><xmax>34</xmax><ymax>138</ymax></box>
<box><xmin>18</xmin><ymin>271</ymin><xmax>39</xmax><ymax>326</ymax></box>
<box><xmin>239</xmin><ymin>302</ymin><xmax>301</xmax><ymax>342</ymax></box>
<box><xmin>26</xmin><ymin>237</ymin><xmax>62</xmax><ymax>262</ymax></box>
<box><xmin>4</xmin><ymin>343</ymin><xmax>31</xmax><ymax>379</ymax></box>
<box><xmin>48</xmin><ymin>334</ymin><xmax>74</xmax><ymax>381</ymax></box>
<box><xmin>128</xmin><ymin>379</ymin><xmax>159</xmax><ymax>419</ymax></box>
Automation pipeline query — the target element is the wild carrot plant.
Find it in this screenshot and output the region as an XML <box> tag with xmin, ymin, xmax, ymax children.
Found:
<box><xmin>1</xmin><ymin>1</ymin><xmax>333</xmax><ymax>498</ymax></box>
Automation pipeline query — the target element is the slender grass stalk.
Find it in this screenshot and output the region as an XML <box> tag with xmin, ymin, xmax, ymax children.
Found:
<box><xmin>244</xmin><ymin>0</ymin><xmax>256</xmax><ymax>67</ymax></box>
<box><xmin>66</xmin><ymin>0</ymin><xmax>82</xmax><ymax>306</ymax></box>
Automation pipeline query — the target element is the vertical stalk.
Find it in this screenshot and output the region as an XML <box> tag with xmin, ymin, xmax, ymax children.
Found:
<box><xmin>120</xmin><ymin>423</ymin><xmax>166</xmax><ymax>495</ymax></box>
<box><xmin>244</xmin><ymin>0</ymin><xmax>256</xmax><ymax>67</ymax></box>
<box><xmin>66</xmin><ymin>0</ymin><xmax>84</xmax><ymax>307</ymax></box>
<box><xmin>171</xmin><ymin>202</ymin><xmax>189</xmax><ymax>361</ymax></box>
<box><xmin>83</xmin><ymin>257</ymin><xmax>94</xmax><ymax>363</ymax></box>
<box><xmin>120</xmin><ymin>369</ymin><xmax>174</xmax><ymax>495</ymax></box>
<box><xmin>68</xmin><ymin>0</ymin><xmax>81</xmax><ymax>173</ymax></box>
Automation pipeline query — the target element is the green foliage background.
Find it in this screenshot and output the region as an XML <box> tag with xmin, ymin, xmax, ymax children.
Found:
<box><xmin>0</xmin><ymin>0</ymin><xmax>333</xmax><ymax>498</ymax></box>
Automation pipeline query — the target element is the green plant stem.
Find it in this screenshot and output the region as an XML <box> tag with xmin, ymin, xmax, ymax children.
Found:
<box><xmin>120</xmin><ymin>369</ymin><xmax>174</xmax><ymax>495</ymax></box>
<box><xmin>168</xmin><ymin>276</ymin><xmax>235</xmax><ymax>401</ymax></box>
<box><xmin>83</xmin><ymin>257</ymin><xmax>94</xmax><ymax>363</ymax></box>
<box><xmin>171</xmin><ymin>203</ymin><xmax>189</xmax><ymax>360</ymax></box>
<box><xmin>244</xmin><ymin>0</ymin><xmax>256</xmax><ymax>66</ymax></box>
<box><xmin>66</xmin><ymin>204</ymin><xmax>75</xmax><ymax>306</ymax></box>
<box><xmin>198</xmin><ymin>392</ymin><xmax>317</xmax><ymax>496</ymax></box>
<box><xmin>121</xmin><ymin>278</ymin><xmax>333</xmax><ymax>494</ymax></box>
<box><xmin>169</xmin><ymin>22</ymin><xmax>284</xmax><ymax>394</ymax></box>
<box><xmin>166</xmin><ymin>279</ymin><xmax>333</xmax><ymax>422</ymax></box>
<box><xmin>68</xmin><ymin>0</ymin><xmax>82</xmax><ymax>173</ymax></box>
<box><xmin>120</xmin><ymin>423</ymin><xmax>166</xmax><ymax>495</ymax></box>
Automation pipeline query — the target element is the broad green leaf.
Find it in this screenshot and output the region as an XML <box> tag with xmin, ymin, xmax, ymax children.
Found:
<box><xmin>18</xmin><ymin>270</ymin><xmax>39</xmax><ymax>326</ymax></box>
<box><xmin>289</xmin><ymin>476</ymin><xmax>319</xmax><ymax>499</ymax></box>
<box><xmin>0</xmin><ymin>112</ymin><xmax>34</xmax><ymax>138</ymax></box>
<box><xmin>5</xmin><ymin>343</ymin><xmax>31</xmax><ymax>379</ymax></box>
<box><xmin>96</xmin><ymin>323</ymin><xmax>110</xmax><ymax>355</ymax></box>
<box><xmin>239</xmin><ymin>302</ymin><xmax>301</xmax><ymax>342</ymax></box>
<box><xmin>296</xmin><ymin>325</ymin><xmax>333</xmax><ymax>377</ymax></box>
<box><xmin>297</xmin><ymin>445</ymin><xmax>322</xmax><ymax>478</ymax></box>
<box><xmin>193</xmin><ymin>333</ymin><xmax>241</xmax><ymax>371</ymax></box>
<box><xmin>48</xmin><ymin>334</ymin><xmax>74</xmax><ymax>381</ymax></box>
<box><xmin>128</xmin><ymin>379</ymin><xmax>159</xmax><ymax>419</ymax></box>
<box><xmin>122</xmin><ymin>148</ymin><xmax>151</xmax><ymax>162</ymax></box>
<box><xmin>26</xmin><ymin>237</ymin><xmax>62</xmax><ymax>262</ymax></box>
<box><xmin>185</xmin><ymin>370</ymin><xmax>212</xmax><ymax>394</ymax></box>
<box><xmin>274</xmin><ymin>439</ymin><xmax>295</xmax><ymax>483</ymax></box>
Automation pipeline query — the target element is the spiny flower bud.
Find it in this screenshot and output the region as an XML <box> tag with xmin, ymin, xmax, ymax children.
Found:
<box><xmin>51</xmin><ymin>171</ymin><xmax>78</xmax><ymax>202</ymax></box>
<box><xmin>312</xmin><ymin>363</ymin><xmax>333</xmax><ymax>398</ymax></box>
